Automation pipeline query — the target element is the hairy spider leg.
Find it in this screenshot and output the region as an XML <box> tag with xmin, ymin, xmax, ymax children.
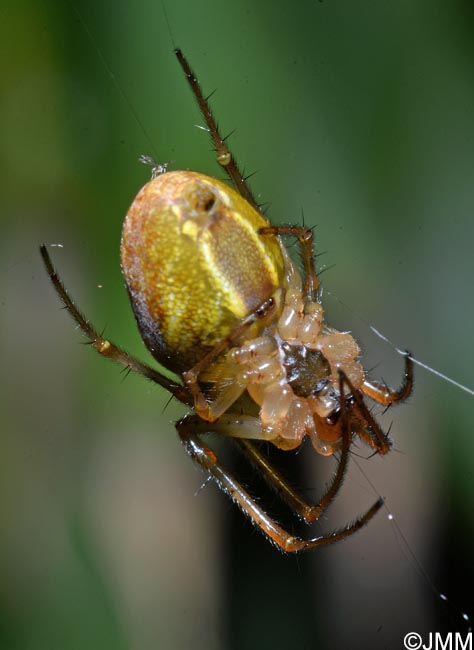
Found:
<box><xmin>189</xmin><ymin>406</ymin><xmax>349</xmax><ymax>524</ymax></box>
<box><xmin>176</xmin><ymin>47</ymin><xmax>324</xmax><ymax>304</ymax></box>
<box><xmin>40</xmin><ymin>245</ymin><xmax>190</xmax><ymax>406</ymax></box>
<box><xmin>177</xmin><ymin>371</ymin><xmax>383</xmax><ymax>552</ymax></box>
<box><xmin>182</xmin><ymin>296</ymin><xmax>278</xmax><ymax>422</ymax></box>
<box><xmin>362</xmin><ymin>353</ymin><xmax>414</xmax><ymax>406</ymax></box>
<box><xmin>237</xmin><ymin>435</ymin><xmax>344</xmax><ymax>524</ymax></box>
<box><xmin>340</xmin><ymin>355</ymin><xmax>413</xmax><ymax>454</ymax></box>
<box><xmin>259</xmin><ymin>225</ymin><xmax>320</xmax><ymax>303</ymax></box>
<box><xmin>175</xmin><ymin>49</ymin><xmax>260</xmax><ymax>212</ymax></box>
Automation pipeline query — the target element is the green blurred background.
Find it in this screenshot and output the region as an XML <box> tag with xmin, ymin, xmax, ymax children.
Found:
<box><xmin>1</xmin><ymin>1</ymin><xmax>473</xmax><ymax>648</ymax></box>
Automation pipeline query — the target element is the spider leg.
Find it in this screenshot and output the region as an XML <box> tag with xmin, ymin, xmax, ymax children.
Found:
<box><xmin>188</xmin><ymin>410</ymin><xmax>348</xmax><ymax>524</ymax></box>
<box><xmin>177</xmin><ymin>428</ymin><xmax>382</xmax><ymax>553</ymax></box>
<box><xmin>350</xmin><ymin>415</ymin><xmax>390</xmax><ymax>456</ymax></box>
<box><xmin>237</xmin><ymin>427</ymin><xmax>348</xmax><ymax>525</ymax></box>
<box><xmin>182</xmin><ymin>296</ymin><xmax>277</xmax><ymax>422</ymax></box>
<box><xmin>362</xmin><ymin>352</ymin><xmax>414</xmax><ymax>406</ymax></box>
<box><xmin>177</xmin><ymin>371</ymin><xmax>383</xmax><ymax>552</ymax></box>
<box><xmin>40</xmin><ymin>245</ymin><xmax>190</xmax><ymax>405</ymax></box>
<box><xmin>258</xmin><ymin>225</ymin><xmax>319</xmax><ymax>301</ymax></box>
<box><xmin>175</xmin><ymin>49</ymin><xmax>260</xmax><ymax>212</ymax></box>
<box><xmin>238</xmin><ymin>372</ymin><xmax>351</xmax><ymax>524</ymax></box>
<box><xmin>339</xmin><ymin>369</ymin><xmax>393</xmax><ymax>454</ymax></box>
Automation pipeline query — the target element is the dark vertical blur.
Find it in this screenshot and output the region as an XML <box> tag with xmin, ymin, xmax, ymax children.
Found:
<box><xmin>1</xmin><ymin>1</ymin><xmax>473</xmax><ymax>648</ymax></box>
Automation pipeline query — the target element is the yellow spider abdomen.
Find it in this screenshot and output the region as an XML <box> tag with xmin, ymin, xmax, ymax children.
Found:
<box><xmin>121</xmin><ymin>170</ymin><xmax>285</xmax><ymax>374</ymax></box>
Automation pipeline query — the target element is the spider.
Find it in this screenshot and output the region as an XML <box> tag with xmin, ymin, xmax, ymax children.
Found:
<box><xmin>41</xmin><ymin>49</ymin><xmax>413</xmax><ymax>553</ymax></box>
